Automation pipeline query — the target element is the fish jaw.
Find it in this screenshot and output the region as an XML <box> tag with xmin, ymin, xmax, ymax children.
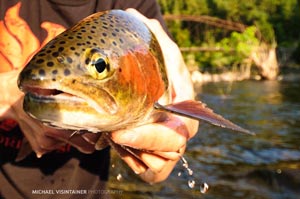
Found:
<box><xmin>18</xmin><ymin>79</ymin><xmax>122</xmax><ymax>132</ymax></box>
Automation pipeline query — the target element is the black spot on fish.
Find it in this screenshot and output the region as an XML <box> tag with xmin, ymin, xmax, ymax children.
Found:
<box><xmin>76</xmin><ymin>43</ymin><xmax>82</xmax><ymax>46</ymax></box>
<box><xmin>112</xmin><ymin>41</ymin><xmax>117</xmax><ymax>46</ymax></box>
<box><xmin>47</xmin><ymin>62</ymin><xmax>54</xmax><ymax>67</ymax></box>
<box><xmin>91</xmin><ymin>26</ymin><xmax>96</xmax><ymax>29</ymax></box>
<box><xmin>119</xmin><ymin>38</ymin><xmax>124</xmax><ymax>43</ymax></box>
<box><xmin>50</xmin><ymin>45</ymin><xmax>56</xmax><ymax>49</ymax></box>
<box><xmin>75</xmin><ymin>52</ymin><xmax>80</xmax><ymax>56</ymax></box>
<box><xmin>115</xmin><ymin>28</ymin><xmax>120</xmax><ymax>32</ymax></box>
<box><xmin>86</xmin><ymin>41</ymin><xmax>91</xmax><ymax>45</ymax></box>
<box><xmin>64</xmin><ymin>69</ymin><xmax>71</xmax><ymax>76</ymax></box>
<box><xmin>72</xmin><ymin>79</ymin><xmax>76</xmax><ymax>84</ymax></box>
<box><xmin>93</xmin><ymin>42</ymin><xmax>97</xmax><ymax>46</ymax></box>
<box><xmin>58</xmin><ymin>47</ymin><xmax>64</xmax><ymax>52</ymax></box>
<box><xmin>68</xmin><ymin>36</ymin><xmax>74</xmax><ymax>39</ymax></box>
<box><xmin>52</xmin><ymin>70</ymin><xmax>58</xmax><ymax>75</ymax></box>
<box><xmin>102</xmin><ymin>26</ymin><xmax>108</xmax><ymax>30</ymax></box>
<box><xmin>59</xmin><ymin>41</ymin><xmax>66</xmax><ymax>44</ymax></box>
<box><xmin>81</xmin><ymin>29</ymin><xmax>86</xmax><ymax>32</ymax></box>
<box><xmin>46</xmin><ymin>50</ymin><xmax>52</xmax><ymax>53</ymax></box>
<box><xmin>38</xmin><ymin>53</ymin><xmax>46</xmax><ymax>57</ymax></box>
<box><xmin>112</xmin><ymin>32</ymin><xmax>117</xmax><ymax>37</ymax></box>
<box><xmin>36</xmin><ymin>59</ymin><xmax>45</xmax><ymax>64</ymax></box>
<box><xmin>78</xmin><ymin>32</ymin><xmax>82</xmax><ymax>35</ymax></box>
<box><xmin>52</xmin><ymin>78</ymin><xmax>56</xmax><ymax>81</ymax></box>
<box><xmin>66</xmin><ymin>57</ymin><xmax>73</xmax><ymax>63</ymax></box>
<box><xmin>85</xmin><ymin>58</ymin><xmax>90</xmax><ymax>65</ymax></box>
<box><xmin>90</xmin><ymin>48</ymin><xmax>99</xmax><ymax>54</ymax></box>
<box><xmin>77</xmin><ymin>36</ymin><xmax>82</xmax><ymax>39</ymax></box>
<box><xmin>70</xmin><ymin>47</ymin><xmax>76</xmax><ymax>51</ymax></box>
<box><xmin>90</xmin><ymin>30</ymin><xmax>95</xmax><ymax>34</ymax></box>
<box><xmin>39</xmin><ymin>69</ymin><xmax>45</xmax><ymax>77</ymax></box>
<box><xmin>88</xmin><ymin>36</ymin><xmax>93</xmax><ymax>39</ymax></box>
<box><xmin>119</xmin><ymin>68</ymin><xmax>122</xmax><ymax>72</ymax></box>
<box><xmin>102</xmin><ymin>33</ymin><xmax>107</xmax><ymax>37</ymax></box>
<box><xmin>52</xmin><ymin>52</ymin><xmax>59</xmax><ymax>57</ymax></box>
<box><xmin>100</xmin><ymin>39</ymin><xmax>105</xmax><ymax>44</ymax></box>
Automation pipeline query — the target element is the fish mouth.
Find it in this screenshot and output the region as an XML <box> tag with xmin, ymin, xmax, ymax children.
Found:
<box><xmin>21</xmin><ymin>85</ymin><xmax>117</xmax><ymax>115</ymax></box>
<box><xmin>22</xmin><ymin>86</ymin><xmax>85</xmax><ymax>103</ymax></box>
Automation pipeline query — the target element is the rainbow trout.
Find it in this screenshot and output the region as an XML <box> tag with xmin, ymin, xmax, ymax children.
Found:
<box><xmin>18</xmin><ymin>10</ymin><xmax>252</xmax><ymax>150</ymax></box>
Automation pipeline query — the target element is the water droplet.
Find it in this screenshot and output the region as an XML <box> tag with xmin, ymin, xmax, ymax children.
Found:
<box><xmin>276</xmin><ymin>169</ymin><xmax>282</xmax><ymax>174</ymax></box>
<box><xmin>117</xmin><ymin>173</ymin><xmax>122</xmax><ymax>181</ymax></box>
<box><xmin>177</xmin><ymin>172</ymin><xmax>182</xmax><ymax>177</ymax></box>
<box><xmin>187</xmin><ymin>168</ymin><xmax>193</xmax><ymax>176</ymax></box>
<box><xmin>200</xmin><ymin>183</ymin><xmax>209</xmax><ymax>193</ymax></box>
<box><xmin>111</xmin><ymin>164</ymin><xmax>115</xmax><ymax>168</ymax></box>
<box><xmin>188</xmin><ymin>180</ymin><xmax>195</xmax><ymax>188</ymax></box>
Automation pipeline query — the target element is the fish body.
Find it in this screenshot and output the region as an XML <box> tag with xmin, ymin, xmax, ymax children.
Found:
<box><xmin>18</xmin><ymin>10</ymin><xmax>253</xmax><ymax>135</ymax></box>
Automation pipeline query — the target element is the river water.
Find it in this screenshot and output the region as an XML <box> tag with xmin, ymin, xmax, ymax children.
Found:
<box><xmin>108</xmin><ymin>80</ymin><xmax>300</xmax><ymax>199</ymax></box>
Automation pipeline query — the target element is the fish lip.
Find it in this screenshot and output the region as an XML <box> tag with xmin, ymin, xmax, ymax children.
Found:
<box><xmin>22</xmin><ymin>85</ymin><xmax>113</xmax><ymax>114</ymax></box>
<box><xmin>22</xmin><ymin>86</ymin><xmax>86</xmax><ymax>103</ymax></box>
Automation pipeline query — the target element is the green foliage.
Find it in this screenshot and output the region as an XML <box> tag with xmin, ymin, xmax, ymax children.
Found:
<box><xmin>194</xmin><ymin>26</ymin><xmax>259</xmax><ymax>72</ymax></box>
<box><xmin>158</xmin><ymin>0</ymin><xmax>300</xmax><ymax>70</ymax></box>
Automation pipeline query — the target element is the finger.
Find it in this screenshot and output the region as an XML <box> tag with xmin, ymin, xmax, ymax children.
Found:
<box><xmin>125</xmin><ymin>148</ymin><xmax>168</xmax><ymax>173</ymax></box>
<box><xmin>18</xmin><ymin>118</ymin><xmax>63</xmax><ymax>156</ymax></box>
<box><xmin>151</xmin><ymin>151</ymin><xmax>181</xmax><ymax>161</ymax></box>
<box><xmin>108</xmin><ymin>138</ymin><xmax>147</xmax><ymax>174</ymax></box>
<box><xmin>139</xmin><ymin>159</ymin><xmax>178</xmax><ymax>183</ymax></box>
<box><xmin>111</xmin><ymin>116</ymin><xmax>188</xmax><ymax>152</ymax></box>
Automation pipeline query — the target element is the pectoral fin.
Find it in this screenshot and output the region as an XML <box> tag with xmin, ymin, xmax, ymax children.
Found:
<box><xmin>154</xmin><ymin>100</ymin><xmax>254</xmax><ymax>135</ymax></box>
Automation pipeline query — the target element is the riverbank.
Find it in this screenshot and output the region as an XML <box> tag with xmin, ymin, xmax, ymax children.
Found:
<box><xmin>190</xmin><ymin>67</ymin><xmax>300</xmax><ymax>85</ymax></box>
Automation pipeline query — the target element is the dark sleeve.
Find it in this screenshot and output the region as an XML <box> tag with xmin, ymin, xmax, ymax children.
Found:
<box><xmin>96</xmin><ymin>0</ymin><xmax>169</xmax><ymax>33</ymax></box>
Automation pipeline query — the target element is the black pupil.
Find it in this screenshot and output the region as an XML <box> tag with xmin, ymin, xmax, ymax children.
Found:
<box><xmin>94</xmin><ymin>59</ymin><xmax>107</xmax><ymax>73</ymax></box>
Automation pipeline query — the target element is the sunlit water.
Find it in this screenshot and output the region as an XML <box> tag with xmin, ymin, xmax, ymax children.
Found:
<box><xmin>108</xmin><ymin>80</ymin><xmax>300</xmax><ymax>199</ymax></box>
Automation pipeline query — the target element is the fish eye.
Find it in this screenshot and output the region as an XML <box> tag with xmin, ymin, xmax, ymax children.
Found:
<box><xmin>84</xmin><ymin>48</ymin><xmax>113</xmax><ymax>80</ymax></box>
<box><xmin>94</xmin><ymin>58</ymin><xmax>108</xmax><ymax>73</ymax></box>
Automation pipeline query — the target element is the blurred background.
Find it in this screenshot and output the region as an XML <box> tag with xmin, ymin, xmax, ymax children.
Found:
<box><xmin>108</xmin><ymin>1</ymin><xmax>300</xmax><ymax>198</ymax></box>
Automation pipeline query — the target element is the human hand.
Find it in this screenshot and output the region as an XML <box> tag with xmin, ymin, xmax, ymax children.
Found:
<box><xmin>0</xmin><ymin>70</ymin><xmax>100</xmax><ymax>157</ymax></box>
<box><xmin>108</xmin><ymin>9</ymin><xmax>199</xmax><ymax>183</ymax></box>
